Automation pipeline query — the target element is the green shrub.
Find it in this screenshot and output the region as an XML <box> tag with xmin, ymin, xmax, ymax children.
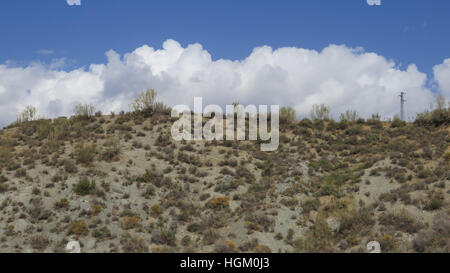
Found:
<box><xmin>391</xmin><ymin>116</ymin><xmax>406</xmax><ymax>128</ymax></box>
<box><xmin>302</xmin><ymin>199</ymin><xmax>321</xmax><ymax>214</ymax></box>
<box><xmin>280</xmin><ymin>107</ymin><xmax>296</xmax><ymax>125</ymax></box>
<box><xmin>136</xmin><ymin>170</ymin><xmax>164</xmax><ymax>187</ymax></box>
<box><xmin>73</xmin><ymin>177</ymin><xmax>96</xmax><ymax>196</ymax></box>
<box><xmin>424</xmin><ymin>198</ymin><xmax>443</xmax><ymax>211</ymax></box>
<box><xmin>378</xmin><ymin>210</ymin><xmax>424</xmax><ymax>233</ymax></box>
<box><xmin>295</xmin><ymin>216</ymin><xmax>332</xmax><ymax>252</ymax></box>
<box><xmin>0</xmin><ymin>174</ymin><xmax>8</xmax><ymax>193</ymax></box>
<box><xmin>130</xmin><ymin>89</ymin><xmax>171</xmax><ymax>116</ymax></box>
<box><xmin>415</xmin><ymin>95</ymin><xmax>449</xmax><ymax>127</ymax></box>
<box><xmin>74</xmin><ymin>142</ymin><xmax>96</xmax><ymax>165</ymax></box>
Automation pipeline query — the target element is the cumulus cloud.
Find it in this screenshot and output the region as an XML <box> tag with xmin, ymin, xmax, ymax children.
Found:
<box><xmin>433</xmin><ymin>59</ymin><xmax>450</xmax><ymax>98</ymax></box>
<box><xmin>66</xmin><ymin>0</ymin><xmax>81</xmax><ymax>6</ymax></box>
<box><xmin>367</xmin><ymin>0</ymin><xmax>382</xmax><ymax>6</ymax></box>
<box><xmin>0</xmin><ymin>39</ymin><xmax>446</xmax><ymax>127</ymax></box>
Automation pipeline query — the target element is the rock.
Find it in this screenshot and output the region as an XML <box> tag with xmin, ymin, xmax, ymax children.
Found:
<box><xmin>14</xmin><ymin>219</ymin><xmax>28</xmax><ymax>234</ymax></box>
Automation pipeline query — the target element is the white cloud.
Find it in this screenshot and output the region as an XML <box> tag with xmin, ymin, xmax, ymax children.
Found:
<box><xmin>0</xmin><ymin>39</ymin><xmax>445</xmax><ymax>127</ymax></box>
<box><xmin>66</xmin><ymin>0</ymin><xmax>81</xmax><ymax>6</ymax></box>
<box><xmin>367</xmin><ymin>0</ymin><xmax>382</xmax><ymax>6</ymax></box>
<box><xmin>433</xmin><ymin>59</ymin><xmax>450</xmax><ymax>98</ymax></box>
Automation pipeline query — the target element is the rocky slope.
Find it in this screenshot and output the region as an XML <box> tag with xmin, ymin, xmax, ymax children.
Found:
<box><xmin>0</xmin><ymin>112</ymin><xmax>448</xmax><ymax>253</ymax></box>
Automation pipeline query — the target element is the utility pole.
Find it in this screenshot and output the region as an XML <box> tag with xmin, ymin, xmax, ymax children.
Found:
<box><xmin>399</xmin><ymin>92</ymin><xmax>406</xmax><ymax>121</ymax></box>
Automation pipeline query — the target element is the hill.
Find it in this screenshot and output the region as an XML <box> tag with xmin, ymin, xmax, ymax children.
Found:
<box><xmin>0</xmin><ymin>106</ymin><xmax>448</xmax><ymax>253</ymax></box>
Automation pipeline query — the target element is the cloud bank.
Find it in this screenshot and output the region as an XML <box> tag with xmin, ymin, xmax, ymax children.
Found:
<box><xmin>0</xmin><ymin>39</ymin><xmax>448</xmax><ymax>127</ymax></box>
<box><xmin>433</xmin><ymin>59</ymin><xmax>450</xmax><ymax>98</ymax></box>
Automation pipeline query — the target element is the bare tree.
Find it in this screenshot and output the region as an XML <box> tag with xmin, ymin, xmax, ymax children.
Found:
<box><xmin>74</xmin><ymin>103</ymin><xmax>95</xmax><ymax>119</ymax></box>
<box><xmin>339</xmin><ymin>110</ymin><xmax>358</xmax><ymax>122</ymax></box>
<box><xmin>310</xmin><ymin>104</ymin><xmax>331</xmax><ymax>120</ymax></box>
<box><xmin>17</xmin><ymin>105</ymin><xmax>38</xmax><ymax>123</ymax></box>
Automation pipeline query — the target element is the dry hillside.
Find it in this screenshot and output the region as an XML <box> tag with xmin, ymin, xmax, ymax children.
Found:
<box><xmin>0</xmin><ymin>105</ymin><xmax>449</xmax><ymax>253</ymax></box>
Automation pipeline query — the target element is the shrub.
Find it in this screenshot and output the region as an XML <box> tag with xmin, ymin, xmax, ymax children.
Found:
<box><xmin>414</xmin><ymin>95</ymin><xmax>449</xmax><ymax>127</ymax></box>
<box><xmin>310</xmin><ymin>104</ymin><xmax>331</xmax><ymax>120</ymax></box>
<box><xmin>151</xmin><ymin>204</ymin><xmax>162</xmax><ymax>217</ymax></box>
<box><xmin>295</xmin><ymin>216</ymin><xmax>332</xmax><ymax>252</ymax></box>
<box><xmin>337</xmin><ymin>208</ymin><xmax>375</xmax><ymax>236</ymax></box>
<box><xmin>253</xmin><ymin>244</ymin><xmax>272</xmax><ymax>253</ymax></box>
<box><xmin>444</xmin><ymin>152</ymin><xmax>450</xmax><ymax>161</ymax></box>
<box><xmin>207</xmin><ymin>196</ymin><xmax>230</xmax><ymax>210</ymax></box>
<box><xmin>0</xmin><ymin>181</ymin><xmax>8</xmax><ymax>193</ymax></box>
<box><xmin>378</xmin><ymin>210</ymin><xmax>424</xmax><ymax>233</ymax></box>
<box><xmin>187</xmin><ymin>223</ymin><xmax>201</xmax><ymax>233</ymax></box>
<box><xmin>73</xmin><ymin>103</ymin><xmax>95</xmax><ymax>119</ymax></box>
<box><xmin>73</xmin><ymin>177</ymin><xmax>96</xmax><ymax>196</ymax></box>
<box><xmin>30</xmin><ymin>235</ymin><xmax>49</xmax><ymax>251</ymax></box>
<box><xmin>316</xmin><ymin>172</ymin><xmax>348</xmax><ymax>197</ymax></box>
<box><xmin>432</xmin><ymin>212</ymin><xmax>450</xmax><ymax>236</ymax></box>
<box><xmin>63</xmin><ymin>159</ymin><xmax>78</xmax><ymax>173</ymax></box>
<box><xmin>302</xmin><ymin>199</ymin><xmax>321</xmax><ymax>214</ymax></box>
<box><xmin>151</xmin><ymin>228</ymin><xmax>176</xmax><ymax>246</ymax></box>
<box><xmin>121</xmin><ymin>234</ymin><xmax>149</xmax><ymax>253</ymax></box>
<box><xmin>413</xmin><ymin>231</ymin><xmax>432</xmax><ymax>252</ymax></box>
<box><xmin>37</xmin><ymin>119</ymin><xmax>52</xmax><ymax>139</ymax></box>
<box><xmin>424</xmin><ymin>198</ymin><xmax>444</xmax><ymax>211</ymax></box>
<box><xmin>391</xmin><ymin>116</ymin><xmax>406</xmax><ymax>128</ymax></box>
<box><xmin>244</xmin><ymin>214</ymin><xmax>275</xmax><ymax>232</ymax></box>
<box><xmin>136</xmin><ymin>170</ymin><xmax>164</xmax><ymax>186</ymax></box>
<box><xmin>54</xmin><ymin>198</ymin><xmax>69</xmax><ymax>209</ymax></box>
<box><xmin>101</xmin><ymin>137</ymin><xmax>121</xmax><ymax>161</ymax></box>
<box><xmin>121</xmin><ymin>216</ymin><xmax>141</xmax><ymax>230</ymax></box>
<box><xmin>17</xmin><ymin>105</ymin><xmax>38</xmax><ymax>123</ymax></box>
<box><xmin>339</xmin><ymin>110</ymin><xmax>358</xmax><ymax>122</ymax></box>
<box><xmin>378</xmin><ymin>234</ymin><xmax>396</xmax><ymax>252</ymax></box>
<box><xmin>280</xmin><ymin>107</ymin><xmax>296</xmax><ymax>124</ymax></box>
<box><xmin>74</xmin><ymin>142</ymin><xmax>96</xmax><ymax>165</ymax></box>
<box><xmin>130</xmin><ymin>89</ymin><xmax>171</xmax><ymax>116</ymax></box>
<box><xmin>69</xmin><ymin>221</ymin><xmax>89</xmax><ymax>236</ymax></box>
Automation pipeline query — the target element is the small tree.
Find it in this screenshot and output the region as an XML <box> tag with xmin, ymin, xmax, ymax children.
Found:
<box><xmin>339</xmin><ymin>110</ymin><xmax>358</xmax><ymax>122</ymax></box>
<box><xmin>74</xmin><ymin>103</ymin><xmax>95</xmax><ymax>119</ymax></box>
<box><xmin>17</xmin><ymin>105</ymin><xmax>38</xmax><ymax>123</ymax></box>
<box><xmin>130</xmin><ymin>89</ymin><xmax>170</xmax><ymax>116</ymax></box>
<box><xmin>280</xmin><ymin>107</ymin><xmax>296</xmax><ymax>124</ymax></box>
<box><xmin>435</xmin><ymin>94</ymin><xmax>446</xmax><ymax>111</ymax></box>
<box><xmin>130</xmin><ymin>89</ymin><xmax>156</xmax><ymax>113</ymax></box>
<box><xmin>415</xmin><ymin>94</ymin><xmax>449</xmax><ymax>127</ymax></box>
<box><xmin>310</xmin><ymin>104</ymin><xmax>331</xmax><ymax>120</ymax></box>
<box><xmin>129</xmin><ymin>89</ymin><xmax>169</xmax><ymax>116</ymax></box>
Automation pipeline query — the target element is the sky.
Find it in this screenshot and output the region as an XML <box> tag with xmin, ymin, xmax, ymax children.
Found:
<box><xmin>0</xmin><ymin>0</ymin><xmax>449</xmax><ymax>126</ymax></box>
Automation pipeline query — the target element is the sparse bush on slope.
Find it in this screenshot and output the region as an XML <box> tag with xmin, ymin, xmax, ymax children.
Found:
<box><xmin>415</xmin><ymin>95</ymin><xmax>450</xmax><ymax>127</ymax></box>
<box><xmin>130</xmin><ymin>89</ymin><xmax>171</xmax><ymax>117</ymax></box>
<box><xmin>73</xmin><ymin>103</ymin><xmax>96</xmax><ymax>120</ymax></box>
<box><xmin>280</xmin><ymin>106</ymin><xmax>296</xmax><ymax>125</ymax></box>
<box><xmin>310</xmin><ymin>104</ymin><xmax>331</xmax><ymax>121</ymax></box>
<box><xmin>73</xmin><ymin>177</ymin><xmax>96</xmax><ymax>196</ymax></box>
<box><xmin>339</xmin><ymin>110</ymin><xmax>359</xmax><ymax>123</ymax></box>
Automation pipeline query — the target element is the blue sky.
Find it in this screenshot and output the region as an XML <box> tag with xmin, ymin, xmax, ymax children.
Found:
<box><xmin>1</xmin><ymin>0</ymin><xmax>449</xmax><ymax>76</ymax></box>
<box><xmin>0</xmin><ymin>0</ymin><xmax>449</xmax><ymax>126</ymax></box>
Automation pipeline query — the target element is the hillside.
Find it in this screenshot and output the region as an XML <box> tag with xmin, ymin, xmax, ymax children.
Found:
<box><xmin>0</xmin><ymin>110</ymin><xmax>449</xmax><ymax>253</ymax></box>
